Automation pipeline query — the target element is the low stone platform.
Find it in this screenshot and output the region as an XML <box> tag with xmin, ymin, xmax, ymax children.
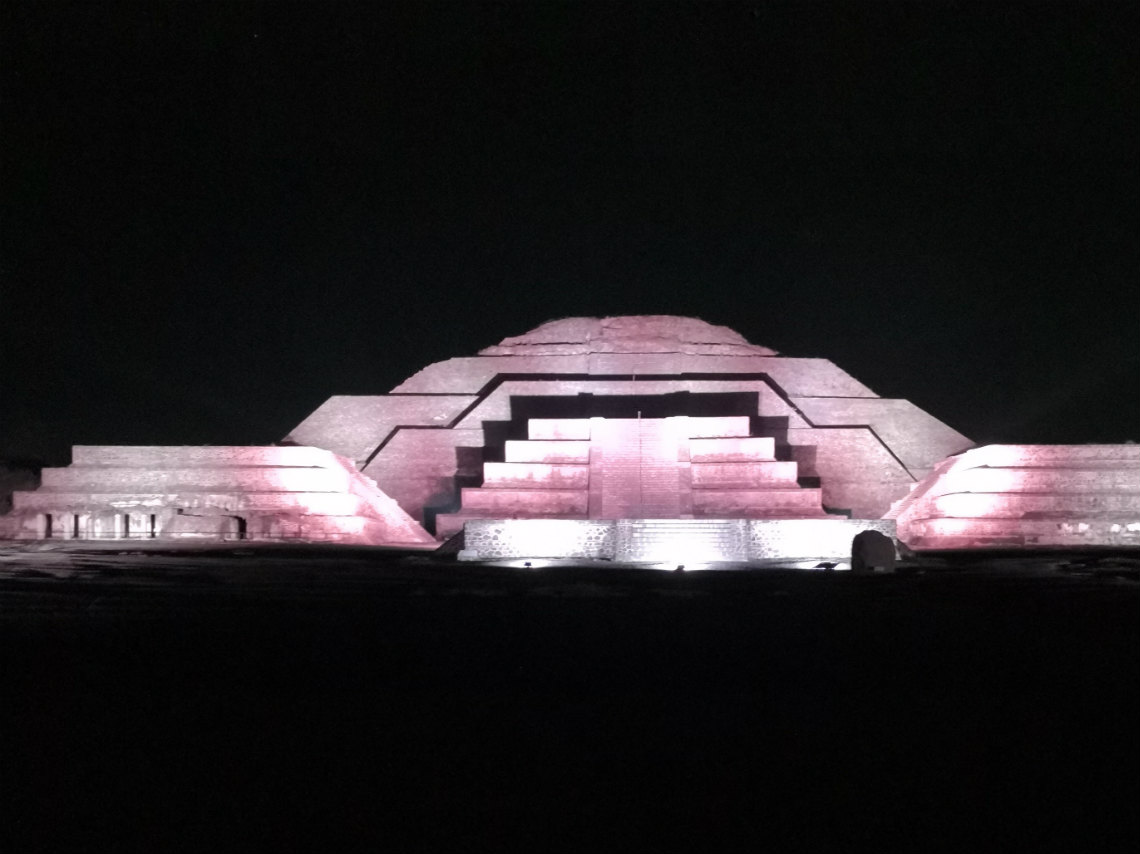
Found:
<box><xmin>3</xmin><ymin>446</ymin><xmax>436</xmax><ymax>547</ymax></box>
<box><xmin>458</xmin><ymin>517</ymin><xmax>897</xmax><ymax>565</ymax></box>
<box><xmin>891</xmin><ymin>444</ymin><xmax>1140</xmax><ymax>550</ymax></box>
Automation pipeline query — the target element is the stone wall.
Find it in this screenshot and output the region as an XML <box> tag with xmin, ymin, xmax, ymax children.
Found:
<box><xmin>459</xmin><ymin>517</ymin><xmax>899</xmax><ymax>564</ymax></box>
<box><xmin>890</xmin><ymin>444</ymin><xmax>1140</xmax><ymax>550</ymax></box>
<box><xmin>4</xmin><ymin>445</ymin><xmax>435</xmax><ymax>547</ymax></box>
<box><xmin>286</xmin><ymin>317</ymin><xmax>973</xmax><ymax>526</ymax></box>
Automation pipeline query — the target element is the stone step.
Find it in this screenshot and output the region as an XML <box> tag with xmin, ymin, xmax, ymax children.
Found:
<box><xmin>690</xmin><ymin>437</ymin><xmax>775</xmax><ymax>462</ymax></box>
<box><xmin>460</xmin><ymin>488</ymin><xmax>588</xmax><ymax>515</ymax></box>
<box><xmin>932</xmin><ymin>468</ymin><xmax>1140</xmax><ymax>495</ymax></box>
<box><xmin>693</xmin><ymin>488</ymin><xmax>827</xmax><ymax>517</ymax></box>
<box><xmin>690</xmin><ymin>461</ymin><xmax>799</xmax><ymax>488</ymax></box>
<box><xmin>684</xmin><ymin>416</ymin><xmax>752</xmax><ymax>438</ymax></box>
<box><xmin>930</xmin><ymin>492</ymin><xmax>1140</xmax><ymax>517</ymax></box>
<box><xmin>13</xmin><ymin>490</ymin><xmax>369</xmax><ymax>515</ymax></box>
<box><xmin>39</xmin><ymin>466</ymin><xmax>352</xmax><ymax>493</ymax></box>
<box><xmin>504</xmin><ymin>440</ymin><xmax>590</xmax><ymax>463</ymax></box>
<box><xmin>70</xmin><ymin>445</ymin><xmax>341</xmax><ymax>468</ymax></box>
<box><xmin>481</xmin><ymin>463</ymin><xmax>590</xmax><ymax>489</ymax></box>
<box><xmin>950</xmin><ymin>445</ymin><xmax>1140</xmax><ymax>468</ymax></box>
<box><xmin>527</xmin><ymin>419</ymin><xmax>593</xmax><ymax>440</ymax></box>
<box><xmin>908</xmin><ymin>516</ymin><xmax>1140</xmax><ymax>539</ymax></box>
<box><xmin>435</xmin><ymin>512</ymin><xmax>589</xmax><ymax>540</ymax></box>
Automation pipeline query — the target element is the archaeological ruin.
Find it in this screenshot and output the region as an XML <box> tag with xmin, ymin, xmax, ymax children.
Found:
<box><xmin>3</xmin><ymin>316</ymin><xmax>1137</xmax><ymax>562</ymax></box>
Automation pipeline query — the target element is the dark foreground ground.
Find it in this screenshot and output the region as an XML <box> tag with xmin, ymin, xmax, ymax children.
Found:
<box><xmin>1</xmin><ymin>546</ymin><xmax>1137</xmax><ymax>853</ymax></box>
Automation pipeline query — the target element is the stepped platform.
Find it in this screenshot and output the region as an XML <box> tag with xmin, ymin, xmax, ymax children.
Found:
<box><xmin>891</xmin><ymin>444</ymin><xmax>1140</xmax><ymax>550</ymax></box>
<box><xmin>451</xmin><ymin>414</ymin><xmax>833</xmax><ymax>527</ymax></box>
<box><xmin>4</xmin><ymin>446</ymin><xmax>435</xmax><ymax>547</ymax></box>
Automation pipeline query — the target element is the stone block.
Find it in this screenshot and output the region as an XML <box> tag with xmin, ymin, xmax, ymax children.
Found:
<box><xmin>40</xmin><ymin>466</ymin><xmax>353</xmax><ymax>494</ymax></box>
<box><xmin>692</xmin><ymin>488</ymin><xmax>827</xmax><ymax>517</ymax></box>
<box><xmin>481</xmin><ymin>463</ymin><xmax>590</xmax><ymax>489</ymax></box>
<box><xmin>690</xmin><ymin>461</ymin><xmax>799</xmax><ymax>488</ymax></box>
<box><xmin>459</xmin><ymin>488</ymin><xmax>588</xmax><ymax>515</ymax></box>
<box><xmin>504</xmin><ymin>440</ymin><xmax>591</xmax><ymax>463</ymax></box>
<box><xmin>892</xmin><ymin>444</ymin><xmax>1140</xmax><ymax>551</ymax></box>
<box><xmin>747</xmin><ymin>519</ymin><xmax>897</xmax><ymax>561</ymax></box>
<box><xmin>459</xmin><ymin>518</ymin><xmax>616</xmax><ymax>560</ymax></box>
<box><xmin>69</xmin><ymin>445</ymin><xmax>342</xmax><ymax>468</ymax></box>
<box><xmin>690</xmin><ymin>437</ymin><xmax>775</xmax><ymax>462</ymax></box>
<box><xmin>527</xmin><ymin>419</ymin><xmax>593</xmax><ymax>440</ymax></box>
<box><xmin>683</xmin><ymin>416</ymin><xmax>751</xmax><ymax>438</ymax></box>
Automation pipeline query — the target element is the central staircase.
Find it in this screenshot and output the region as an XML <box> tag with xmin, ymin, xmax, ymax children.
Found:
<box><xmin>435</xmin><ymin>414</ymin><xmax>835</xmax><ymax>539</ymax></box>
<box><xmin>593</xmin><ymin>419</ymin><xmax>684</xmax><ymax>518</ymax></box>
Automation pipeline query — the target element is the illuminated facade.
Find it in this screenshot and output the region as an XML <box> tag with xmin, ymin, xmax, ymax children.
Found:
<box><xmin>2</xmin><ymin>316</ymin><xmax>1138</xmax><ymax>558</ymax></box>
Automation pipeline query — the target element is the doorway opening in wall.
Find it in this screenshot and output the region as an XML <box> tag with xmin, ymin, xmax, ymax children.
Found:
<box><xmin>43</xmin><ymin>513</ymin><xmax>53</xmax><ymax>538</ymax></box>
<box><xmin>235</xmin><ymin>517</ymin><xmax>247</xmax><ymax>540</ymax></box>
<box><xmin>72</xmin><ymin>514</ymin><xmax>80</xmax><ymax>538</ymax></box>
<box><xmin>121</xmin><ymin>514</ymin><xmax>131</xmax><ymax>538</ymax></box>
<box><xmin>149</xmin><ymin>514</ymin><xmax>157</xmax><ymax>538</ymax></box>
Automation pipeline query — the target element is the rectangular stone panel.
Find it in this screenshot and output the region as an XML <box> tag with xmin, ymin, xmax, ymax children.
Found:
<box><xmin>746</xmin><ymin>519</ymin><xmax>897</xmax><ymax>561</ymax></box>
<box><xmin>459</xmin><ymin>519</ymin><xmax>616</xmax><ymax>560</ymax></box>
<box><xmin>616</xmin><ymin>519</ymin><xmax>749</xmax><ymax>562</ymax></box>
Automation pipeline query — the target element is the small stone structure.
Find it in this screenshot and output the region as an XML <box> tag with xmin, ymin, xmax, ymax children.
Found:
<box><xmin>4</xmin><ymin>445</ymin><xmax>435</xmax><ymax>547</ymax></box>
<box><xmin>889</xmin><ymin>444</ymin><xmax>1140</xmax><ymax>550</ymax></box>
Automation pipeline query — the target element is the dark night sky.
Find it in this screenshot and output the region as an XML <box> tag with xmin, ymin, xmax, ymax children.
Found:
<box><xmin>2</xmin><ymin>1</ymin><xmax>1137</xmax><ymax>464</ymax></box>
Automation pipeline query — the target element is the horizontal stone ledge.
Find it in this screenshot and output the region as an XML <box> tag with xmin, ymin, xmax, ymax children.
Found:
<box><xmin>930</xmin><ymin>468</ymin><xmax>1140</xmax><ymax>495</ymax></box>
<box><xmin>69</xmin><ymin>445</ymin><xmax>344</xmax><ymax>468</ymax></box>
<box><xmin>905</xmin><ymin>517</ymin><xmax>1140</xmax><ymax>537</ymax></box>
<box><xmin>481</xmin><ymin>462</ymin><xmax>590</xmax><ymax>489</ymax></box>
<box><xmin>40</xmin><ymin>467</ymin><xmax>354</xmax><ymax>493</ymax></box>
<box><xmin>690</xmin><ymin>461</ymin><xmax>800</xmax><ymax>487</ymax></box>
<box><xmin>948</xmin><ymin>445</ymin><xmax>1140</xmax><ymax>469</ymax></box>
<box><xmin>458</xmin><ymin>488</ymin><xmax>589</xmax><ymax>514</ymax></box>
<box><xmin>12</xmin><ymin>491</ymin><xmax>372</xmax><ymax>514</ymax></box>
<box><xmin>929</xmin><ymin>492</ymin><xmax>1140</xmax><ymax>517</ymax></box>
<box><xmin>689</xmin><ymin>437</ymin><xmax>776</xmax><ymax>462</ymax></box>
<box><xmin>504</xmin><ymin>440</ymin><xmax>591</xmax><ymax>463</ymax></box>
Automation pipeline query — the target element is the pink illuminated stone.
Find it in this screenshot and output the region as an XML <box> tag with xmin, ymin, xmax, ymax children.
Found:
<box><xmin>4</xmin><ymin>317</ymin><xmax>1001</xmax><ymax>552</ymax></box>
<box><xmin>891</xmin><ymin>444</ymin><xmax>1140</xmax><ymax>550</ymax></box>
<box><xmin>6</xmin><ymin>446</ymin><xmax>435</xmax><ymax>547</ymax></box>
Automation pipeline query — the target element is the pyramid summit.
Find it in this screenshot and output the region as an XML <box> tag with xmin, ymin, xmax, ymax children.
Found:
<box><xmin>479</xmin><ymin>316</ymin><xmax>779</xmax><ymax>356</ymax></box>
